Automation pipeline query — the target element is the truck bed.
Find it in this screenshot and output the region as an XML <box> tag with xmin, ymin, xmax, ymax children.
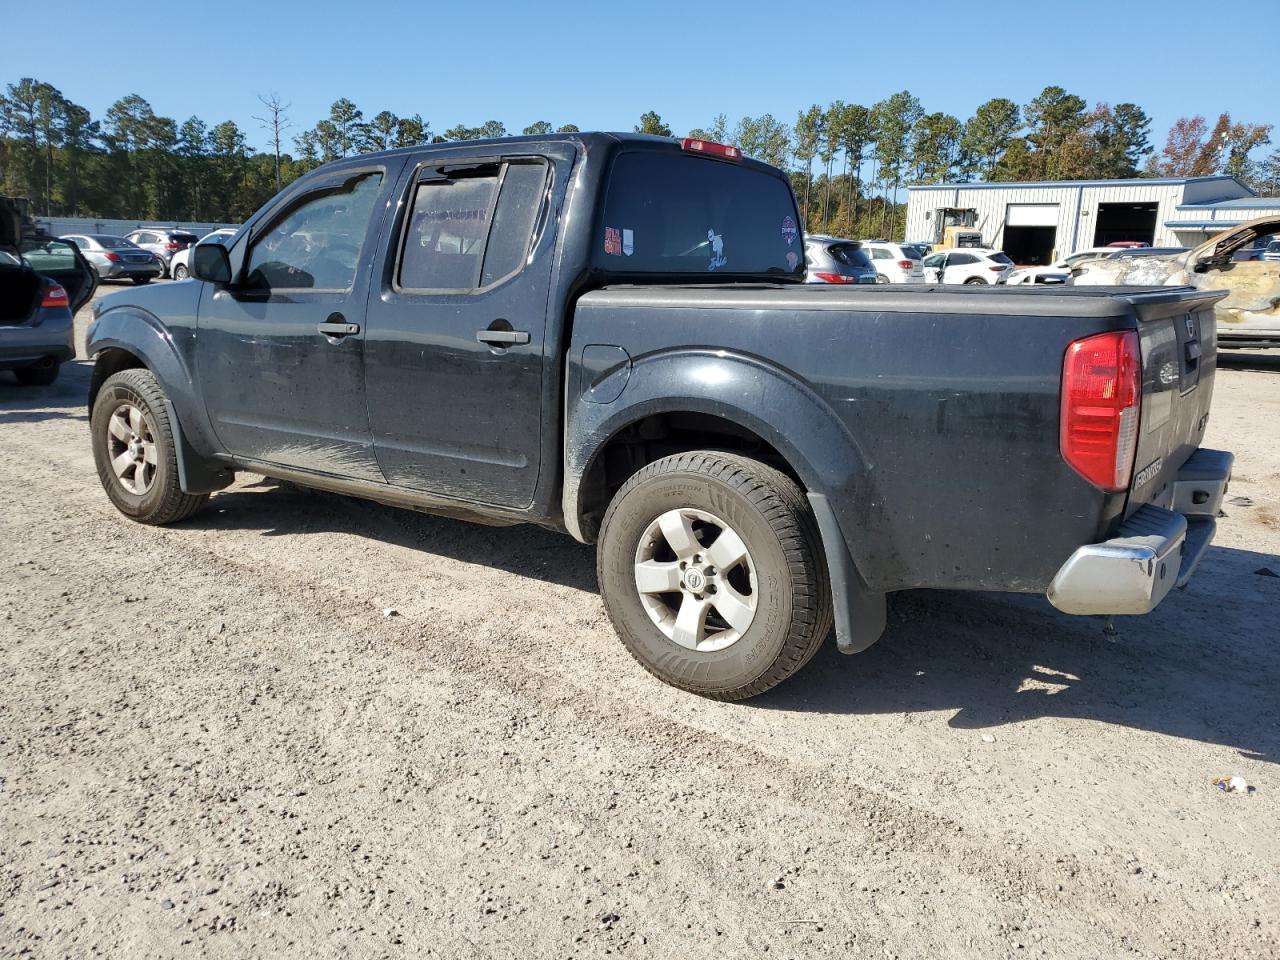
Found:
<box><xmin>568</xmin><ymin>283</ymin><xmax>1223</xmax><ymax>594</ymax></box>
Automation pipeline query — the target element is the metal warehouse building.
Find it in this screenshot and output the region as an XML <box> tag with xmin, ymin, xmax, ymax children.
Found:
<box><xmin>904</xmin><ymin>175</ymin><xmax>1280</xmax><ymax>265</ymax></box>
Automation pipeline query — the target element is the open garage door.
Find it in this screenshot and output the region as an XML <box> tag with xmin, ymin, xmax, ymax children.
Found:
<box><xmin>1004</xmin><ymin>204</ymin><xmax>1058</xmax><ymax>265</ymax></box>
<box><xmin>1094</xmin><ymin>202</ymin><xmax>1157</xmax><ymax>246</ymax></box>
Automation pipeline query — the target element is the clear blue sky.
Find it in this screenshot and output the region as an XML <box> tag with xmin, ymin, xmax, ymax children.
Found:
<box><xmin>7</xmin><ymin>0</ymin><xmax>1277</xmax><ymax>161</ymax></box>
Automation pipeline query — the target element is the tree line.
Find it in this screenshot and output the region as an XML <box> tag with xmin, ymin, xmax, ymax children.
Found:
<box><xmin>2</xmin><ymin>77</ymin><xmax>1276</xmax><ymax>240</ymax></box>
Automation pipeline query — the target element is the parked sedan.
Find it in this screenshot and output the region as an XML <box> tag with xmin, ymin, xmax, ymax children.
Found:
<box><xmin>921</xmin><ymin>248</ymin><xmax>1014</xmax><ymax>285</ymax></box>
<box><xmin>1264</xmin><ymin>240</ymin><xmax>1280</xmax><ymax>262</ymax></box>
<box><xmin>167</xmin><ymin>227</ymin><xmax>237</xmax><ymax>280</ymax></box>
<box><xmin>1</xmin><ymin>231</ymin><xmax>97</xmax><ymax>386</ymax></box>
<box><xmin>124</xmin><ymin>228</ymin><xmax>200</xmax><ymax>278</ymax></box>
<box><xmin>803</xmin><ymin>235</ymin><xmax>878</xmax><ymax>284</ymax></box>
<box><xmin>62</xmin><ymin>234</ymin><xmax>162</xmax><ymax>284</ymax></box>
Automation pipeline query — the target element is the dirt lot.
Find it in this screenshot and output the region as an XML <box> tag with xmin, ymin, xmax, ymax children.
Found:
<box><xmin>1</xmin><ymin>284</ymin><xmax>1277</xmax><ymax>959</ymax></box>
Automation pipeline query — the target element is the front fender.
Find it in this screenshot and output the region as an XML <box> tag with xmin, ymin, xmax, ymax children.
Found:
<box><xmin>565</xmin><ymin>348</ymin><xmax>888</xmax><ymax>584</ymax></box>
<box><xmin>87</xmin><ymin>303</ymin><xmax>220</xmax><ymax>459</ymax></box>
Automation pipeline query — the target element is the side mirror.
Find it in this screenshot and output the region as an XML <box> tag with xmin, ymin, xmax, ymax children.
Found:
<box><xmin>192</xmin><ymin>243</ymin><xmax>232</xmax><ymax>284</ymax></box>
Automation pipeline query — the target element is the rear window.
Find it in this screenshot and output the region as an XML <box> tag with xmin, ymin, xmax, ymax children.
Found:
<box><xmin>597</xmin><ymin>151</ymin><xmax>802</xmax><ymax>279</ymax></box>
<box><xmin>172</xmin><ymin>233</ymin><xmax>199</xmax><ymax>245</ymax></box>
<box><xmin>900</xmin><ymin>244</ymin><xmax>925</xmax><ymax>260</ymax></box>
<box><xmin>828</xmin><ymin>243</ymin><xmax>872</xmax><ymax>269</ymax></box>
<box><xmin>91</xmin><ymin>236</ymin><xmax>135</xmax><ymax>249</ymax></box>
<box><xmin>989</xmin><ymin>252</ymin><xmax>1014</xmax><ymax>265</ymax></box>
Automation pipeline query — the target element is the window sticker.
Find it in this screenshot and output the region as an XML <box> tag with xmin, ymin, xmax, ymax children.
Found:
<box><xmin>622</xmin><ymin>228</ymin><xmax>634</xmax><ymax>257</ymax></box>
<box><xmin>786</xmin><ymin>251</ymin><xmax>799</xmax><ymax>270</ymax></box>
<box><xmin>604</xmin><ymin>226</ymin><xmax>622</xmax><ymax>256</ymax></box>
<box><xmin>781</xmin><ymin>216</ymin><xmax>797</xmax><ymax>246</ymax></box>
<box><xmin>707</xmin><ymin>229</ymin><xmax>727</xmax><ymax>271</ymax></box>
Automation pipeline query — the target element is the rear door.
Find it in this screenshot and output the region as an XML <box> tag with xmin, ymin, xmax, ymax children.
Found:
<box><xmin>362</xmin><ymin>147</ymin><xmax>568</xmax><ymax>506</ymax></box>
<box><xmin>18</xmin><ymin>237</ymin><xmax>97</xmax><ymax>311</ymax></box>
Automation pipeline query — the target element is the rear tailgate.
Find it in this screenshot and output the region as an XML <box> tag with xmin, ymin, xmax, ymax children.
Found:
<box><xmin>1123</xmin><ymin>287</ymin><xmax>1228</xmax><ymax>515</ymax></box>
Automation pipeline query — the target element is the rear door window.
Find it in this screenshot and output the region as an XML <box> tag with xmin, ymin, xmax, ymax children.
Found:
<box><xmin>597</xmin><ymin>151</ymin><xmax>802</xmax><ymax>278</ymax></box>
<box><xmin>397</xmin><ymin>158</ymin><xmax>548</xmax><ymax>291</ymax></box>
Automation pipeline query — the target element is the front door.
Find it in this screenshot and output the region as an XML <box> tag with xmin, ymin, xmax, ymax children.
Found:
<box><xmin>362</xmin><ymin>149</ymin><xmax>567</xmax><ymax>507</ymax></box>
<box><xmin>196</xmin><ymin>164</ymin><xmax>400</xmax><ymax>482</ymax></box>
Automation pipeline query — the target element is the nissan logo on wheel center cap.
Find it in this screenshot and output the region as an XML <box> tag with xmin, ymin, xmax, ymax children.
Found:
<box><xmin>684</xmin><ymin>569</ymin><xmax>705</xmax><ymax>591</ymax></box>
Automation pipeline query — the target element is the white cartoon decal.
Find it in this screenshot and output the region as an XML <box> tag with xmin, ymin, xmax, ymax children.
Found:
<box><xmin>707</xmin><ymin>229</ymin><xmax>727</xmax><ymax>271</ymax></box>
<box><xmin>622</xmin><ymin>228</ymin><xmax>634</xmax><ymax>257</ymax></box>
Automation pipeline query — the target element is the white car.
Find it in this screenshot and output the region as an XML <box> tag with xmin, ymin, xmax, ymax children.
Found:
<box><xmin>860</xmin><ymin>241</ymin><xmax>925</xmax><ymax>283</ymax></box>
<box><xmin>921</xmin><ymin>248</ymin><xmax>1014</xmax><ymax>285</ymax></box>
<box><xmin>1005</xmin><ymin>264</ymin><xmax>1070</xmax><ymax>286</ymax></box>
<box><xmin>168</xmin><ymin>228</ymin><xmax>237</xmax><ymax>280</ymax></box>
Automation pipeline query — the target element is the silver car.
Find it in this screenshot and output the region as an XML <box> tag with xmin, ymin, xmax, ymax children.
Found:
<box><xmin>61</xmin><ymin>234</ymin><xmax>162</xmax><ymax>285</ymax></box>
<box><xmin>803</xmin><ymin>236</ymin><xmax>879</xmax><ymax>284</ymax></box>
<box><xmin>123</xmin><ymin>228</ymin><xmax>200</xmax><ymax>278</ymax></box>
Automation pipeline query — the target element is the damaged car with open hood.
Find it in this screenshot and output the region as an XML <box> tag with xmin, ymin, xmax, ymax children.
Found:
<box><xmin>1071</xmin><ymin>214</ymin><xmax>1280</xmax><ymax>348</ymax></box>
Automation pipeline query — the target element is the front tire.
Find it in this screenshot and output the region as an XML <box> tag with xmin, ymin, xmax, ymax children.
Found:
<box><xmin>91</xmin><ymin>368</ymin><xmax>209</xmax><ymax>524</ymax></box>
<box><xmin>172</xmin><ymin>263</ymin><xmax>189</xmax><ymax>280</ymax></box>
<box><xmin>15</xmin><ymin>363</ymin><xmax>59</xmax><ymax>386</ymax></box>
<box><xmin>597</xmin><ymin>451</ymin><xmax>833</xmax><ymax>701</ymax></box>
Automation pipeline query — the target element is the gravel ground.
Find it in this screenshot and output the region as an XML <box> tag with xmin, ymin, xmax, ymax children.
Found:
<box><xmin>1</xmin><ymin>285</ymin><xmax>1277</xmax><ymax>959</ymax></box>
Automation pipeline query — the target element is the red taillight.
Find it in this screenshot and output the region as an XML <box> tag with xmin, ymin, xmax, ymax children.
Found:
<box><xmin>680</xmin><ymin>137</ymin><xmax>742</xmax><ymax>161</ymax></box>
<box><xmin>896</xmin><ymin>260</ymin><xmax>914</xmax><ymax>270</ymax></box>
<box><xmin>1060</xmin><ymin>331</ymin><xmax>1142</xmax><ymax>492</ymax></box>
<box><xmin>165</xmin><ymin>242</ymin><xmax>179</xmax><ymax>250</ymax></box>
<box><xmin>989</xmin><ymin>265</ymin><xmax>1006</xmax><ymax>272</ymax></box>
<box><xmin>40</xmin><ymin>283</ymin><xmax>69</xmax><ymax>309</ymax></box>
<box><xmin>812</xmin><ymin>272</ymin><xmax>854</xmax><ymax>284</ymax></box>
<box><xmin>103</xmin><ymin>251</ymin><xmax>122</xmax><ymax>262</ymax></box>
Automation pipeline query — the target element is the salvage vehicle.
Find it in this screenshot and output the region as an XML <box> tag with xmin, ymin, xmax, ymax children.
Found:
<box><xmin>1071</xmin><ymin>214</ymin><xmax>1280</xmax><ymax>348</ymax></box>
<box><xmin>85</xmin><ymin>133</ymin><xmax>1233</xmax><ymax>700</ymax></box>
<box><xmin>1</xmin><ymin>197</ymin><xmax>97</xmax><ymax>384</ymax></box>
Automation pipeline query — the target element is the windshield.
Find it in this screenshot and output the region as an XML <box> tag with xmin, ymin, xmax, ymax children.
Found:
<box><xmin>597</xmin><ymin>151</ymin><xmax>803</xmax><ymax>279</ymax></box>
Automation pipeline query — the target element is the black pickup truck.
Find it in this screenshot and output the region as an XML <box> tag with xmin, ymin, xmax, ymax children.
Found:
<box><xmin>86</xmin><ymin>133</ymin><xmax>1233</xmax><ymax>700</ymax></box>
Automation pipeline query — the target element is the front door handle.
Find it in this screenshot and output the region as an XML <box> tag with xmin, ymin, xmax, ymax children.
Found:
<box><xmin>318</xmin><ymin>316</ymin><xmax>360</xmax><ymax>337</ymax></box>
<box><xmin>476</xmin><ymin>328</ymin><xmax>530</xmax><ymax>346</ymax></box>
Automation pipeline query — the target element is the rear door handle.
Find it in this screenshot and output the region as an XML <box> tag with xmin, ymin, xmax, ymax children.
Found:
<box><xmin>318</xmin><ymin>321</ymin><xmax>360</xmax><ymax>337</ymax></box>
<box><xmin>476</xmin><ymin>329</ymin><xmax>530</xmax><ymax>346</ymax></box>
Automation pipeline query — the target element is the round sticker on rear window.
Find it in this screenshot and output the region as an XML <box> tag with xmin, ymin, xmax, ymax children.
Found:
<box><xmin>781</xmin><ymin>216</ymin><xmax>797</xmax><ymax>246</ymax></box>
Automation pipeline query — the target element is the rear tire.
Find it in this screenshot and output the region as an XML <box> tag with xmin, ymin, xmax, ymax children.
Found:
<box><xmin>876</xmin><ymin>274</ymin><xmax>890</xmax><ymax>284</ymax></box>
<box><xmin>172</xmin><ymin>263</ymin><xmax>188</xmax><ymax>280</ymax></box>
<box><xmin>597</xmin><ymin>451</ymin><xmax>833</xmax><ymax>701</ymax></box>
<box><xmin>15</xmin><ymin>363</ymin><xmax>59</xmax><ymax>386</ymax></box>
<box><xmin>91</xmin><ymin>368</ymin><xmax>209</xmax><ymax>525</ymax></box>
<box><xmin>963</xmin><ymin>276</ymin><xmax>986</xmax><ymax>285</ymax></box>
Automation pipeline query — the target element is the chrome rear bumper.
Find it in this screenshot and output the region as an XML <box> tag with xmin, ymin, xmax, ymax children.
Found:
<box><xmin>1047</xmin><ymin>449</ymin><xmax>1232</xmax><ymax>616</ymax></box>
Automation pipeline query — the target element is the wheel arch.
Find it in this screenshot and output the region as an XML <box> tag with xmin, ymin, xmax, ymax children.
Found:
<box><xmin>563</xmin><ymin>350</ymin><xmax>879</xmax><ymax>561</ymax></box>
